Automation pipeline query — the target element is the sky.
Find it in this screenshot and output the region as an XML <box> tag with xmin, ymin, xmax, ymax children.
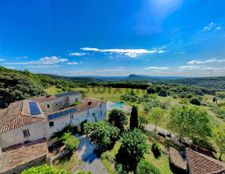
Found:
<box><xmin>0</xmin><ymin>0</ymin><xmax>225</xmax><ymax>77</ymax></box>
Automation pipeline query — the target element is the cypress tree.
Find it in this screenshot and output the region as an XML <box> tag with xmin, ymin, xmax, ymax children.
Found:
<box><xmin>130</xmin><ymin>106</ymin><xmax>138</xmax><ymax>129</ymax></box>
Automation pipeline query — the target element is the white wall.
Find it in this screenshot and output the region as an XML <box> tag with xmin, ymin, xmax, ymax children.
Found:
<box><xmin>47</xmin><ymin>102</ymin><xmax>106</xmax><ymax>138</ymax></box>
<box><xmin>0</xmin><ymin>122</ymin><xmax>47</xmax><ymax>149</ymax></box>
<box><xmin>0</xmin><ymin>101</ymin><xmax>107</xmax><ymax>149</ymax></box>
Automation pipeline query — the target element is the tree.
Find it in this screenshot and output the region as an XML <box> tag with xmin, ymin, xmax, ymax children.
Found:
<box><xmin>136</xmin><ymin>160</ymin><xmax>160</xmax><ymax>174</ymax></box>
<box><xmin>158</xmin><ymin>89</ymin><xmax>167</xmax><ymax>97</ymax></box>
<box><xmin>116</xmin><ymin>129</ymin><xmax>148</xmax><ymax>171</ymax></box>
<box><xmin>151</xmin><ymin>142</ymin><xmax>162</xmax><ymax>159</ymax></box>
<box><xmin>61</xmin><ymin>132</ymin><xmax>80</xmax><ymax>151</ymax></box>
<box><xmin>147</xmin><ymin>86</ymin><xmax>157</xmax><ymax>94</ymax></box>
<box><xmin>168</xmin><ymin>105</ymin><xmax>212</xmax><ymax>143</ymax></box>
<box><xmin>149</xmin><ymin>107</ymin><xmax>165</xmax><ymax>132</ymax></box>
<box><xmin>213</xmin><ymin>96</ymin><xmax>217</xmax><ymax>103</ymax></box>
<box><xmin>21</xmin><ymin>165</ymin><xmax>70</xmax><ymax>174</ymax></box>
<box><xmin>108</xmin><ymin>109</ymin><xmax>128</xmax><ymax>131</ymax></box>
<box><xmin>214</xmin><ymin>125</ymin><xmax>225</xmax><ymax>160</ymax></box>
<box><xmin>84</xmin><ymin>121</ymin><xmax>119</xmax><ymax>152</ymax></box>
<box><xmin>130</xmin><ymin>106</ymin><xmax>138</xmax><ymax>129</ymax></box>
<box><xmin>190</xmin><ymin>97</ymin><xmax>201</xmax><ymax>105</ymax></box>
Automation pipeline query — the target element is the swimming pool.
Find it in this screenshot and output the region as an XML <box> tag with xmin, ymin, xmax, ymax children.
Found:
<box><xmin>112</xmin><ymin>102</ymin><xmax>124</xmax><ymax>108</ymax></box>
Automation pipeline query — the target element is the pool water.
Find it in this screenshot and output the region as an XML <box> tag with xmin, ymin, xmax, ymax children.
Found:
<box><xmin>112</xmin><ymin>102</ymin><xmax>124</xmax><ymax>108</ymax></box>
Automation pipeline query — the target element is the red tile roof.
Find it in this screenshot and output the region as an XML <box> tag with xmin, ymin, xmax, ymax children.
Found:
<box><xmin>0</xmin><ymin>139</ymin><xmax>48</xmax><ymax>173</ymax></box>
<box><xmin>0</xmin><ymin>100</ymin><xmax>47</xmax><ymax>134</ymax></box>
<box><xmin>186</xmin><ymin>148</ymin><xmax>225</xmax><ymax>174</ymax></box>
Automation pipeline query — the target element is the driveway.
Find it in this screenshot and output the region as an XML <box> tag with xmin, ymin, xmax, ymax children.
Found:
<box><xmin>76</xmin><ymin>135</ymin><xmax>108</xmax><ymax>174</ymax></box>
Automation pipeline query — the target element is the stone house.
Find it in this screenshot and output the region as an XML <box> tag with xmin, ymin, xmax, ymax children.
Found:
<box><xmin>0</xmin><ymin>92</ymin><xmax>106</xmax><ymax>173</ymax></box>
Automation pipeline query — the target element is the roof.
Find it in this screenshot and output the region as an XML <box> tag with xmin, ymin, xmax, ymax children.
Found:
<box><xmin>46</xmin><ymin>98</ymin><xmax>104</xmax><ymax>121</ymax></box>
<box><xmin>55</xmin><ymin>91</ymin><xmax>80</xmax><ymax>98</ymax></box>
<box><xmin>0</xmin><ymin>139</ymin><xmax>48</xmax><ymax>173</ymax></box>
<box><xmin>33</xmin><ymin>95</ymin><xmax>57</xmax><ymax>103</ymax></box>
<box><xmin>186</xmin><ymin>148</ymin><xmax>225</xmax><ymax>174</ymax></box>
<box><xmin>169</xmin><ymin>147</ymin><xmax>187</xmax><ymax>170</ymax></box>
<box><xmin>0</xmin><ymin>100</ymin><xmax>47</xmax><ymax>134</ymax></box>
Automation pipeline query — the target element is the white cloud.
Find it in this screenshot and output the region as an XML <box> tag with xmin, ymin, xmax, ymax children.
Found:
<box><xmin>0</xmin><ymin>58</ymin><xmax>5</xmax><ymax>61</ymax></box>
<box><xmin>69</xmin><ymin>52</ymin><xmax>86</xmax><ymax>56</ymax></box>
<box><xmin>80</xmin><ymin>47</ymin><xmax>166</xmax><ymax>58</ymax></box>
<box><xmin>5</xmin><ymin>56</ymin><xmax>69</xmax><ymax>65</ymax></box>
<box><xmin>187</xmin><ymin>58</ymin><xmax>225</xmax><ymax>65</ymax></box>
<box><xmin>201</xmin><ymin>22</ymin><xmax>223</xmax><ymax>32</ymax></box>
<box><xmin>144</xmin><ymin>66</ymin><xmax>169</xmax><ymax>71</ymax></box>
<box><xmin>39</xmin><ymin>56</ymin><xmax>68</xmax><ymax>64</ymax></box>
<box><xmin>67</xmin><ymin>62</ymin><xmax>78</xmax><ymax>65</ymax></box>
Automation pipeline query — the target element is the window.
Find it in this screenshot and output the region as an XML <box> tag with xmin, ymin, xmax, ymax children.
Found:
<box><xmin>47</xmin><ymin>104</ymin><xmax>50</xmax><ymax>108</ymax></box>
<box><xmin>70</xmin><ymin>114</ymin><xmax>74</xmax><ymax>119</ymax></box>
<box><xmin>23</xmin><ymin>129</ymin><xmax>30</xmax><ymax>137</ymax></box>
<box><xmin>49</xmin><ymin>121</ymin><xmax>54</xmax><ymax>127</ymax></box>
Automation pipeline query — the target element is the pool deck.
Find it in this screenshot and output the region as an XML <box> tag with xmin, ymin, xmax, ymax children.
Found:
<box><xmin>106</xmin><ymin>101</ymin><xmax>132</xmax><ymax>113</ymax></box>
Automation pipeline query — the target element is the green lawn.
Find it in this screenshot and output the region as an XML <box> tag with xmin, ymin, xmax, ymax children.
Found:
<box><xmin>100</xmin><ymin>138</ymin><xmax>173</xmax><ymax>174</ymax></box>
<box><xmin>145</xmin><ymin>140</ymin><xmax>173</xmax><ymax>174</ymax></box>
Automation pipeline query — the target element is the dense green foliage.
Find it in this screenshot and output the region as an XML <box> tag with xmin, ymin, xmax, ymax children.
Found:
<box><xmin>108</xmin><ymin>109</ymin><xmax>128</xmax><ymax>131</ymax></box>
<box><xmin>168</xmin><ymin>105</ymin><xmax>212</xmax><ymax>145</ymax></box>
<box><xmin>116</xmin><ymin>129</ymin><xmax>148</xmax><ymax>171</ymax></box>
<box><xmin>61</xmin><ymin>132</ymin><xmax>80</xmax><ymax>151</ymax></box>
<box><xmin>151</xmin><ymin>142</ymin><xmax>162</xmax><ymax>159</ymax></box>
<box><xmin>214</xmin><ymin>125</ymin><xmax>225</xmax><ymax>160</ymax></box>
<box><xmin>21</xmin><ymin>165</ymin><xmax>71</xmax><ymax>174</ymax></box>
<box><xmin>149</xmin><ymin>107</ymin><xmax>165</xmax><ymax>132</ymax></box>
<box><xmin>84</xmin><ymin>121</ymin><xmax>119</xmax><ymax>151</ymax></box>
<box><xmin>0</xmin><ymin>68</ymin><xmax>44</xmax><ymax>107</ymax></box>
<box><xmin>136</xmin><ymin>160</ymin><xmax>161</xmax><ymax>174</ymax></box>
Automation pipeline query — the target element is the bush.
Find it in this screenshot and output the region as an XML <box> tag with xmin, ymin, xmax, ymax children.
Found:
<box><xmin>158</xmin><ymin>89</ymin><xmax>167</xmax><ymax>97</ymax></box>
<box><xmin>151</xmin><ymin>142</ymin><xmax>162</xmax><ymax>159</ymax></box>
<box><xmin>190</xmin><ymin>97</ymin><xmax>201</xmax><ymax>105</ymax></box>
<box><xmin>116</xmin><ymin>129</ymin><xmax>148</xmax><ymax>171</ymax></box>
<box><xmin>108</xmin><ymin>109</ymin><xmax>128</xmax><ymax>131</ymax></box>
<box><xmin>61</xmin><ymin>132</ymin><xmax>80</xmax><ymax>151</ymax></box>
<box><xmin>136</xmin><ymin>160</ymin><xmax>161</xmax><ymax>174</ymax></box>
<box><xmin>101</xmin><ymin>151</ymin><xmax>115</xmax><ymax>163</ymax></box>
<box><xmin>22</xmin><ymin>165</ymin><xmax>70</xmax><ymax>174</ymax></box>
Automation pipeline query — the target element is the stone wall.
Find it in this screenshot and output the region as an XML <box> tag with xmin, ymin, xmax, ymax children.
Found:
<box><xmin>0</xmin><ymin>122</ymin><xmax>47</xmax><ymax>149</ymax></box>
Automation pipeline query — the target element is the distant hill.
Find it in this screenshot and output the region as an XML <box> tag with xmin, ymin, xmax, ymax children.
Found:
<box><xmin>124</xmin><ymin>74</ymin><xmax>184</xmax><ymax>81</ymax></box>
<box><xmin>171</xmin><ymin>76</ymin><xmax>225</xmax><ymax>90</ymax></box>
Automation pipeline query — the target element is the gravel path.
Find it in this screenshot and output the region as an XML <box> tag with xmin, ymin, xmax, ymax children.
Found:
<box><xmin>76</xmin><ymin>135</ymin><xmax>108</xmax><ymax>174</ymax></box>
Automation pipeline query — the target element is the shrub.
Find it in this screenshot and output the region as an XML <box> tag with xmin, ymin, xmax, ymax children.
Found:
<box><xmin>136</xmin><ymin>160</ymin><xmax>160</xmax><ymax>174</ymax></box>
<box><xmin>116</xmin><ymin>129</ymin><xmax>148</xmax><ymax>171</ymax></box>
<box><xmin>151</xmin><ymin>142</ymin><xmax>162</xmax><ymax>159</ymax></box>
<box><xmin>101</xmin><ymin>151</ymin><xmax>115</xmax><ymax>163</ymax></box>
<box><xmin>22</xmin><ymin>165</ymin><xmax>70</xmax><ymax>174</ymax></box>
<box><xmin>61</xmin><ymin>132</ymin><xmax>80</xmax><ymax>151</ymax></box>
<box><xmin>190</xmin><ymin>97</ymin><xmax>201</xmax><ymax>105</ymax></box>
<box><xmin>158</xmin><ymin>89</ymin><xmax>167</xmax><ymax>97</ymax></box>
<box><xmin>108</xmin><ymin>109</ymin><xmax>128</xmax><ymax>131</ymax></box>
<box><xmin>75</xmin><ymin>171</ymin><xmax>92</xmax><ymax>174</ymax></box>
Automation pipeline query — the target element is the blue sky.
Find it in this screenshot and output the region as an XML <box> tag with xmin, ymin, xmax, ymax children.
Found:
<box><xmin>0</xmin><ymin>0</ymin><xmax>225</xmax><ymax>77</ymax></box>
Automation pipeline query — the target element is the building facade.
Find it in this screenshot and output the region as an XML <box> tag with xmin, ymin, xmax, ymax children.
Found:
<box><xmin>0</xmin><ymin>92</ymin><xmax>106</xmax><ymax>173</ymax></box>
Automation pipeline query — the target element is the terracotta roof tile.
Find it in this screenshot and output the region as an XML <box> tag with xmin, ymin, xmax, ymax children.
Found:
<box><xmin>186</xmin><ymin>148</ymin><xmax>225</xmax><ymax>174</ymax></box>
<box><xmin>0</xmin><ymin>139</ymin><xmax>48</xmax><ymax>173</ymax></box>
<box><xmin>0</xmin><ymin>100</ymin><xmax>47</xmax><ymax>134</ymax></box>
